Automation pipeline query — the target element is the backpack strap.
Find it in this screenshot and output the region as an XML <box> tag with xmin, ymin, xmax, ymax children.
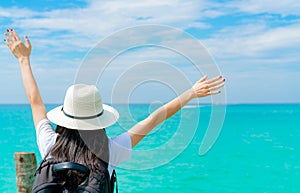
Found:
<box><xmin>34</xmin><ymin>157</ymin><xmax>57</xmax><ymax>175</ymax></box>
<box><xmin>53</xmin><ymin>162</ymin><xmax>89</xmax><ymax>174</ymax></box>
<box><xmin>110</xmin><ymin>170</ymin><xmax>118</xmax><ymax>193</ymax></box>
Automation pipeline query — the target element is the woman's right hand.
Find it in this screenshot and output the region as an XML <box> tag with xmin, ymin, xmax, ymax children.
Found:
<box><xmin>4</xmin><ymin>29</ymin><xmax>31</xmax><ymax>61</ymax></box>
<box><xmin>192</xmin><ymin>75</ymin><xmax>225</xmax><ymax>98</ymax></box>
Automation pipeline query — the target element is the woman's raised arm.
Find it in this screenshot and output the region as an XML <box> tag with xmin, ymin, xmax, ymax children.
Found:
<box><xmin>128</xmin><ymin>75</ymin><xmax>225</xmax><ymax>148</ymax></box>
<box><xmin>5</xmin><ymin>29</ymin><xmax>46</xmax><ymax>127</ymax></box>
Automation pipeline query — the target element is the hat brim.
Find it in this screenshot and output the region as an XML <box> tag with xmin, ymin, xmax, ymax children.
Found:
<box><xmin>47</xmin><ymin>104</ymin><xmax>119</xmax><ymax>130</ymax></box>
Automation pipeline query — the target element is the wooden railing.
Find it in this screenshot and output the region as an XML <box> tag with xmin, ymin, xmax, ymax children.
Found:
<box><xmin>14</xmin><ymin>152</ymin><xmax>36</xmax><ymax>193</ymax></box>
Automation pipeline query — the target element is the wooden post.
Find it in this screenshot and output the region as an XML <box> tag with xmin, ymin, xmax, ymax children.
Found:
<box><xmin>14</xmin><ymin>152</ymin><xmax>36</xmax><ymax>193</ymax></box>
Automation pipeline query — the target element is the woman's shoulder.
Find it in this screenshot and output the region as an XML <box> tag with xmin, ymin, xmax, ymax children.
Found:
<box><xmin>108</xmin><ymin>132</ymin><xmax>132</xmax><ymax>167</ymax></box>
<box><xmin>36</xmin><ymin>118</ymin><xmax>52</xmax><ymax>130</ymax></box>
<box><xmin>109</xmin><ymin>132</ymin><xmax>132</xmax><ymax>149</ymax></box>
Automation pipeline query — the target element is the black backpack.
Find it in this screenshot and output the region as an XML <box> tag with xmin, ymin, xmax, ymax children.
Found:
<box><xmin>32</xmin><ymin>158</ymin><xmax>118</xmax><ymax>193</ymax></box>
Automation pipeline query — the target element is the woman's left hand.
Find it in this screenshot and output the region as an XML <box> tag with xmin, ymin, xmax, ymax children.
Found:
<box><xmin>192</xmin><ymin>75</ymin><xmax>225</xmax><ymax>98</ymax></box>
<box><xmin>4</xmin><ymin>29</ymin><xmax>31</xmax><ymax>61</ymax></box>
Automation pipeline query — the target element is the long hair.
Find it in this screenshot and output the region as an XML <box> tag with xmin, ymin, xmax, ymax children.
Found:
<box><xmin>49</xmin><ymin>125</ymin><xmax>109</xmax><ymax>190</ymax></box>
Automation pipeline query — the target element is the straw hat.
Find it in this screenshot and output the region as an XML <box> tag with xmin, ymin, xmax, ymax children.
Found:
<box><xmin>47</xmin><ymin>84</ymin><xmax>119</xmax><ymax>130</ymax></box>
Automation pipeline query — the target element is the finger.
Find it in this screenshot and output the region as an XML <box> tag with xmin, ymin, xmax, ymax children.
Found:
<box><xmin>208</xmin><ymin>91</ymin><xmax>221</xmax><ymax>95</ymax></box>
<box><xmin>209</xmin><ymin>83</ymin><xmax>225</xmax><ymax>91</ymax></box>
<box><xmin>4</xmin><ymin>34</ymin><xmax>12</xmax><ymax>48</ymax></box>
<box><xmin>209</xmin><ymin>78</ymin><xmax>225</xmax><ymax>88</ymax></box>
<box><xmin>24</xmin><ymin>36</ymin><xmax>31</xmax><ymax>48</ymax></box>
<box><xmin>5</xmin><ymin>29</ymin><xmax>11</xmax><ymax>38</ymax></box>
<box><xmin>4</xmin><ymin>33</ymin><xmax>11</xmax><ymax>44</ymax></box>
<box><xmin>9</xmin><ymin>29</ymin><xmax>17</xmax><ymax>41</ymax></box>
<box><xmin>5</xmin><ymin>39</ymin><xmax>10</xmax><ymax>47</ymax></box>
<box><xmin>5</xmin><ymin>31</ymin><xmax>12</xmax><ymax>42</ymax></box>
<box><xmin>198</xmin><ymin>75</ymin><xmax>208</xmax><ymax>83</ymax></box>
<box><xmin>207</xmin><ymin>75</ymin><xmax>222</xmax><ymax>84</ymax></box>
<box><xmin>8</xmin><ymin>29</ymin><xmax>15</xmax><ymax>41</ymax></box>
<box><xmin>11</xmin><ymin>29</ymin><xmax>21</xmax><ymax>41</ymax></box>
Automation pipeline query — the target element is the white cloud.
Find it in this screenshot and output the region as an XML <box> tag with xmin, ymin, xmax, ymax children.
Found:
<box><xmin>5</xmin><ymin>0</ymin><xmax>299</xmax><ymax>55</ymax></box>
<box><xmin>8</xmin><ymin>0</ymin><xmax>208</xmax><ymax>36</ymax></box>
<box><xmin>0</xmin><ymin>7</ymin><xmax>38</xmax><ymax>18</ymax></box>
<box><xmin>227</xmin><ymin>0</ymin><xmax>300</xmax><ymax>16</ymax></box>
<box><xmin>203</xmin><ymin>23</ymin><xmax>300</xmax><ymax>59</ymax></box>
<box><xmin>0</xmin><ymin>0</ymin><xmax>215</xmax><ymax>54</ymax></box>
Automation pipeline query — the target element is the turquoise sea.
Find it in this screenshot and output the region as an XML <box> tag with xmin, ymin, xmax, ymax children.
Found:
<box><xmin>0</xmin><ymin>104</ymin><xmax>299</xmax><ymax>193</ymax></box>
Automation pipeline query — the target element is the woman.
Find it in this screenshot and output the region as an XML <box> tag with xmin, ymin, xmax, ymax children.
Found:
<box><xmin>5</xmin><ymin>29</ymin><xmax>225</xmax><ymax>191</ymax></box>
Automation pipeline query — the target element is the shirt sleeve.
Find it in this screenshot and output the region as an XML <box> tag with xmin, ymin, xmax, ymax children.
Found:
<box><xmin>36</xmin><ymin>119</ymin><xmax>58</xmax><ymax>158</ymax></box>
<box><xmin>108</xmin><ymin>132</ymin><xmax>132</xmax><ymax>168</ymax></box>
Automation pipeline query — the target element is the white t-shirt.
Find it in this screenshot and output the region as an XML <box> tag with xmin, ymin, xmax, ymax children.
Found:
<box><xmin>36</xmin><ymin>119</ymin><xmax>132</xmax><ymax>176</ymax></box>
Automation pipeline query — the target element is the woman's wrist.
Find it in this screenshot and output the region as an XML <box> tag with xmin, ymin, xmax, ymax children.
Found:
<box><xmin>179</xmin><ymin>89</ymin><xmax>195</xmax><ymax>104</ymax></box>
<box><xmin>18</xmin><ymin>56</ymin><xmax>30</xmax><ymax>64</ymax></box>
<box><xmin>188</xmin><ymin>88</ymin><xmax>197</xmax><ymax>99</ymax></box>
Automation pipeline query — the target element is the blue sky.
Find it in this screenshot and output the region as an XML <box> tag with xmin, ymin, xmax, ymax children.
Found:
<box><xmin>0</xmin><ymin>0</ymin><xmax>299</xmax><ymax>104</ymax></box>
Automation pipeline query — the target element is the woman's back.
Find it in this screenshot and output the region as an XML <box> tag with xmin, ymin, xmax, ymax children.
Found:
<box><xmin>33</xmin><ymin>127</ymin><xmax>113</xmax><ymax>192</ymax></box>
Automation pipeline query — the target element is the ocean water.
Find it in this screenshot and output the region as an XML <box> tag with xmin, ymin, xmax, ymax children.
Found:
<box><xmin>0</xmin><ymin>104</ymin><xmax>299</xmax><ymax>192</ymax></box>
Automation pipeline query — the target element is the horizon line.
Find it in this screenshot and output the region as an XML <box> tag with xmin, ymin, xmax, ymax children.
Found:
<box><xmin>0</xmin><ymin>102</ymin><xmax>299</xmax><ymax>105</ymax></box>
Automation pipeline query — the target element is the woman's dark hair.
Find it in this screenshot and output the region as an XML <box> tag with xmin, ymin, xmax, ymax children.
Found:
<box><xmin>49</xmin><ymin>125</ymin><xmax>109</xmax><ymax>190</ymax></box>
